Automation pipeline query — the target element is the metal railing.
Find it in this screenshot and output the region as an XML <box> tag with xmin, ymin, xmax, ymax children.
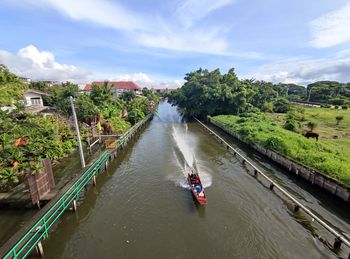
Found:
<box><xmin>2</xmin><ymin>150</ymin><xmax>109</xmax><ymax>258</ymax></box>
<box><xmin>1</xmin><ymin>113</ymin><xmax>153</xmax><ymax>258</ymax></box>
<box><xmin>195</xmin><ymin>117</ymin><xmax>350</xmax><ymax>251</ymax></box>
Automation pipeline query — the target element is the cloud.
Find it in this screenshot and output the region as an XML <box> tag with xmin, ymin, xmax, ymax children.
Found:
<box><xmin>248</xmin><ymin>51</ymin><xmax>350</xmax><ymax>85</ymax></box>
<box><xmin>175</xmin><ymin>0</ymin><xmax>235</xmax><ymax>28</ymax></box>
<box><xmin>310</xmin><ymin>3</ymin><xmax>350</xmax><ymax>48</ymax></box>
<box><xmin>0</xmin><ymin>45</ymin><xmax>91</xmax><ymax>82</ymax></box>
<box><xmin>16</xmin><ymin>0</ymin><xmax>260</xmax><ymax>58</ymax></box>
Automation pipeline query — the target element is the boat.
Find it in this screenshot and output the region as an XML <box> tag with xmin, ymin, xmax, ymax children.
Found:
<box><xmin>187</xmin><ymin>168</ymin><xmax>207</xmax><ymax>205</ymax></box>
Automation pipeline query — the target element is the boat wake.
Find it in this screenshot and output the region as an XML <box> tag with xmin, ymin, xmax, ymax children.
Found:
<box><xmin>169</xmin><ymin>124</ymin><xmax>212</xmax><ymax>189</ymax></box>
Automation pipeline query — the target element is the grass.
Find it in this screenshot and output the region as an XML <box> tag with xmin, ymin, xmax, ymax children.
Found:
<box><xmin>211</xmin><ymin>107</ymin><xmax>350</xmax><ymax>187</ymax></box>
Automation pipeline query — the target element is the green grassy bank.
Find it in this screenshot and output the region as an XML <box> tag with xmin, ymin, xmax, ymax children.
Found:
<box><xmin>211</xmin><ymin>107</ymin><xmax>350</xmax><ymax>187</ymax></box>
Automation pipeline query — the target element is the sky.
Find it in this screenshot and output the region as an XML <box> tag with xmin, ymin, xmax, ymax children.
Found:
<box><xmin>0</xmin><ymin>0</ymin><xmax>350</xmax><ymax>88</ymax></box>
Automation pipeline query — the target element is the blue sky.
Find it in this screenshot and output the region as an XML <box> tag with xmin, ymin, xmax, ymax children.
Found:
<box><xmin>0</xmin><ymin>0</ymin><xmax>350</xmax><ymax>87</ymax></box>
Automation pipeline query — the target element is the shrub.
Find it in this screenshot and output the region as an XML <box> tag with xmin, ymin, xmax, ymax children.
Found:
<box><xmin>334</xmin><ymin>105</ymin><xmax>339</xmax><ymax>109</ymax></box>
<box><xmin>342</xmin><ymin>105</ymin><xmax>348</xmax><ymax>110</ymax></box>
<box><xmin>283</xmin><ymin>119</ymin><xmax>299</xmax><ymax>132</ymax></box>
<box><xmin>335</xmin><ymin>115</ymin><xmax>344</xmax><ymax>125</ymax></box>
<box><xmin>264</xmin><ymin>136</ymin><xmax>288</xmax><ymax>154</ymax></box>
<box><xmin>273</xmin><ymin>98</ymin><xmax>291</xmax><ymax>113</ymax></box>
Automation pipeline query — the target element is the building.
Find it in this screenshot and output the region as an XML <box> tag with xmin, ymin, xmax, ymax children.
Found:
<box><xmin>19</xmin><ymin>77</ymin><xmax>32</xmax><ymax>84</ymax></box>
<box><xmin>24</xmin><ymin>89</ymin><xmax>51</xmax><ymax>107</ymax></box>
<box><xmin>155</xmin><ymin>88</ymin><xmax>176</xmax><ymax>94</ymax></box>
<box><xmin>82</xmin><ymin>81</ymin><xmax>141</xmax><ymax>96</ymax></box>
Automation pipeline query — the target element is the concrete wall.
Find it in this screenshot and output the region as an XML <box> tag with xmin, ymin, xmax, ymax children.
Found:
<box><xmin>209</xmin><ymin>118</ymin><xmax>350</xmax><ymax>203</ymax></box>
<box><xmin>24</xmin><ymin>92</ymin><xmax>43</xmax><ymax>107</ymax></box>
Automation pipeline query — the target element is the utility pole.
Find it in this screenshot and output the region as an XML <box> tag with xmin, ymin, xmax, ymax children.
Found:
<box><xmin>70</xmin><ymin>96</ymin><xmax>86</xmax><ymax>168</ymax></box>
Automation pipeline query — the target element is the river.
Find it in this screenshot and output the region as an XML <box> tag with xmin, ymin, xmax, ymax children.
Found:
<box><xmin>26</xmin><ymin>101</ymin><xmax>350</xmax><ymax>258</ymax></box>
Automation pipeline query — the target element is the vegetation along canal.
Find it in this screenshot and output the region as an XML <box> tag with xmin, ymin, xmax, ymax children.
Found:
<box><xmin>36</xmin><ymin>102</ymin><xmax>349</xmax><ymax>258</ymax></box>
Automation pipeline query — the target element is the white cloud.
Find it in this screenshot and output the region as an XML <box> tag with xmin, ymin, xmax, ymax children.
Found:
<box><xmin>310</xmin><ymin>3</ymin><xmax>350</xmax><ymax>48</ymax></box>
<box><xmin>248</xmin><ymin>51</ymin><xmax>350</xmax><ymax>85</ymax></box>
<box><xmin>15</xmin><ymin>0</ymin><xmax>259</xmax><ymax>58</ymax></box>
<box><xmin>0</xmin><ymin>45</ymin><xmax>90</xmax><ymax>82</ymax></box>
<box><xmin>175</xmin><ymin>0</ymin><xmax>235</xmax><ymax>28</ymax></box>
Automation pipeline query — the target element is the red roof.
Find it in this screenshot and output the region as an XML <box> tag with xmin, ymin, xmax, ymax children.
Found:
<box><xmin>83</xmin><ymin>81</ymin><xmax>141</xmax><ymax>91</ymax></box>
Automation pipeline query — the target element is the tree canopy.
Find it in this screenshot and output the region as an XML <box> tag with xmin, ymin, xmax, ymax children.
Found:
<box><xmin>0</xmin><ymin>65</ymin><xmax>27</xmax><ymax>106</ymax></box>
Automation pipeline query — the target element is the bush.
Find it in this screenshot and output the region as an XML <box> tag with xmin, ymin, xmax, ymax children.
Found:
<box><xmin>342</xmin><ymin>105</ymin><xmax>348</xmax><ymax>110</ymax></box>
<box><xmin>334</xmin><ymin>105</ymin><xmax>339</xmax><ymax>109</ymax></box>
<box><xmin>329</xmin><ymin>97</ymin><xmax>345</xmax><ymax>105</ymax></box>
<box><xmin>273</xmin><ymin>98</ymin><xmax>291</xmax><ymax>113</ymax></box>
<box><xmin>264</xmin><ymin>136</ymin><xmax>288</xmax><ymax>154</ymax></box>
<box><xmin>321</xmin><ymin>104</ymin><xmax>331</xmax><ymax>108</ymax></box>
<box><xmin>283</xmin><ymin>119</ymin><xmax>299</xmax><ymax>132</ymax></box>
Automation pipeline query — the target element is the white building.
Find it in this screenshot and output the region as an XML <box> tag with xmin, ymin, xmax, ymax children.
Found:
<box><xmin>24</xmin><ymin>89</ymin><xmax>51</xmax><ymax>107</ymax></box>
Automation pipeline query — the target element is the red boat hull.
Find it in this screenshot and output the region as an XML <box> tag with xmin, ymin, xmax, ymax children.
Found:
<box><xmin>188</xmin><ymin>173</ymin><xmax>207</xmax><ymax>205</ymax></box>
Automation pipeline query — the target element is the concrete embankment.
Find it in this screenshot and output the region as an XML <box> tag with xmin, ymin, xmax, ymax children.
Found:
<box><xmin>208</xmin><ymin>117</ymin><xmax>350</xmax><ymax>203</ymax></box>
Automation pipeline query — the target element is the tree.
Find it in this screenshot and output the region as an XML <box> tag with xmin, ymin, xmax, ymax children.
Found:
<box><xmin>76</xmin><ymin>94</ymin><xmax>98</xmax><ymax>124</ymax></box>
<box><xmin>335</xmin><ymin>115</ymin><xmax>344</xmax><ymax>125</ymax></box>
<box><xmin>120</xmin><ymin>90</ymin><xmax>136</xmax><ymax>102</ymax></box>
<box><xmin>90</xmin><ymin>81</ymin><xmax>114</xmax><ymax>106</ymax></box>
<box><xmin>306</xmin><ymin>121</ymin><xmax>317</xmax><ymax>132</ymax></box>
<box><xmin>272</xmin><ymin>98</ymin><xmax>291</xmax><ymax>113</ymax></box>
<box><xmin>0</xmin><ymin>64</ymin><xmax>27</xmax><ymax>106</ymax></box>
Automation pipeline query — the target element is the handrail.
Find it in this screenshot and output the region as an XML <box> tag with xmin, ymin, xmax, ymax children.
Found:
<box><xmin>3</xmin><ymin>151</ymin><xmax>110</xmax><ymax>259</ymax></box>
<box><xmin>195</xmin><ymin>117</ymin><xmax>350</xmax><ymax>249</ymax></box>
<box><xmin>1</xmin><ymin>113</ymin><xmax>154</xmax><ymax>258</ymax></box>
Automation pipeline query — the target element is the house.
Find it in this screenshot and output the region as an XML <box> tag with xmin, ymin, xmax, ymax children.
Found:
<box><xmin>82</xmin><ymin>81</ymin><xmax>141</xmax><ymax>96</ymax></box>
<box><xmin>24</xmin><ymin>89</ymin><xmax>51</xmax><ymax>107</ymax></box>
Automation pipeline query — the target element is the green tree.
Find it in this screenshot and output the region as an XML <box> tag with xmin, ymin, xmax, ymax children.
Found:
<box><xmin>90</xmin><ymin>81</ymin><xmax>114</xmax><ymax>106</ymax></box>
<box><xmin>272</xmin><ymin>98</ymin><xmax>291</xmax><ymax>113</ymax></box>
<box><xmin>0</xmin><ymin>64</ymin><xmax>27</xmax><ymax>106</ymax></box>
<box><xmin>335</xmin><ymin>115</ymin><xmax>344</xmax><ymax>125</ymax></box>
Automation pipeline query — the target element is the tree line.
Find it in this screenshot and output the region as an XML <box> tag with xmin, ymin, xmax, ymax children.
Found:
<box><xmin>168</xmin><ymin>68</ymin><xmax>350</xmax><ymax>118</ymax></box>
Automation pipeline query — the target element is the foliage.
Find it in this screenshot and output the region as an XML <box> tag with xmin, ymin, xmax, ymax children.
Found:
<box><xmin>307</xmin><ymin>81</ymin><xmax>350</xmax><ymax>103</ymax></box>
<box><xmin>335</xmin><ymin>115</ymin><xmax>344</xmax><ymax>125</ymax></box>
<box><xmin>0</xmin><ymin>111</ymin><xmax>76</xmax><ymax>189</ymax></box>
<box><xmin>272</xmin><ymin>98</ymin><xmax>291</xmax><ymax>113</ymax></box>
<box><xmin>127</xmin><ymin>108</ymin><xmax>145</xmax><ymax>125</ymax></box>
<box><xmin>0</xmin><ymin>64</ymin><xmax>27</xmax><ymax>106</ymax></box>
<box><xmin>120</xmin><ymin>90</ymin><xmax>136</xmax><ymax>101</ymax></box>
<box><xmin>90</xmin><ymin>81</ymin><xmax>114</xmax><ymax>106</ymax></box>
<box><xmin>212</xmin><ymin>114</ymin><xmax>350</xmax><ymax>187</ymax></box>
<box><xmin>283</xmin><ymin>119</ymin><xmax>299</xmax><ymax>132</ymax></box>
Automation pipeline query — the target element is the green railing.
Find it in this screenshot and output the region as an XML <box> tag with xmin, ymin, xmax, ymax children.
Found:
<box><xmin>1</xmin><ymin>113</ymin><xmax>153</xmax><ymax>258</ymax></box>
<box><xmin>3</xmin><ymin>150</ymin><xmax>110</xmax><ymax>259</ymax></box>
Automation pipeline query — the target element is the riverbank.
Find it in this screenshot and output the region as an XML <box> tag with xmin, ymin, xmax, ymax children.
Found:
<box><xmin>209</xmin><ymin>115</ymin><xmax>350</xmax><ymax>202</ymax></box>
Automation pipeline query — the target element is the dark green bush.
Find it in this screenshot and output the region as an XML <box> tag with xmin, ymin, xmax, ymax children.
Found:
<box><xmin>283</xmin><ymin>119</ymin><xmax>299</xmax><ymax>132</ymax></box>
<box><xmin>264</xmin><ymin>136</ymin><xmax>288</xmax><ymax>154</ymax></box>
<box><xmin>273</xmin><ymin>98</ymin><xmax>291</xmax><ymax>113</ymax></box>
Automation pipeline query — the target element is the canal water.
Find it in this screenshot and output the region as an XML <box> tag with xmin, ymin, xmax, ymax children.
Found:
<box><xmin>38</xmin><ymin>101</ymin><xmax>349</xmax><ymax>258</ymax></box>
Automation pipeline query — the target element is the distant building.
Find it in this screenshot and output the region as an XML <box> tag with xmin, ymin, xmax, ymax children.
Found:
<box><xmin>155</xmin><ymin>88</ymin><xmax>176</xmax><ymax>94</ymax></box>
<box><xmin>82</xmin><ymin>81</ymin><xmax>141</xmax><ymax>96</ymax></box>
<box><xmin>19</xmin><ymin>77</ymin><xmax>32</xmax><ymax>84</ymax></box>
<box><xmin>41</xmin><ymin>80</ymin><xmax>60</xmax><ymax>87</ymax></box>
<box><xmin>24</xmin><ymin>89</ymin><xmax>51</xmax><ymax>107</ymax></box>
